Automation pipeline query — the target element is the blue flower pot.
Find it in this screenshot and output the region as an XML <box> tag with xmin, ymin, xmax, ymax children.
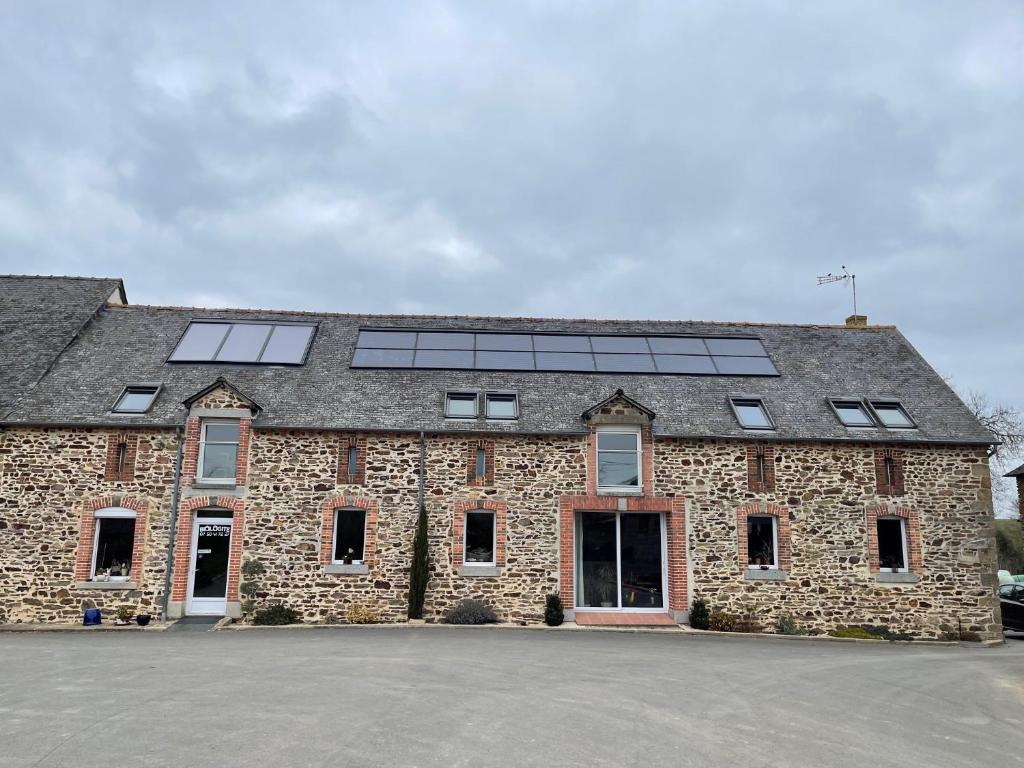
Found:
<box><xmin>83</xmin><ymin>608</ymin><xmax>101</xmax><ymax>626</ymax></box>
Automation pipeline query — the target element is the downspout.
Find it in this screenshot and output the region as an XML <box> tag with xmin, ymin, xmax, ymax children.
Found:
<box><xmin>161</xmin><ymin>424</ymin><xmax>184</xmax><ymax>622</ymax></box>
<box><xmin>419</xmin><ymin>431</ymin><xmax>425</xmax><ymax>507</ymax></box>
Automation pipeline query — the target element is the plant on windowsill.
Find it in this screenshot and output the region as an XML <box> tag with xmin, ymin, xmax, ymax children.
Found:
<box><xmin>342</xmin><ymin>548</ymin><xmax>354</xmax><ymax>565</ymax></box>
<box><xmin>114</xmin><ymin>605</ymin><xmax>134</xmax><ymax>626</ymax></box>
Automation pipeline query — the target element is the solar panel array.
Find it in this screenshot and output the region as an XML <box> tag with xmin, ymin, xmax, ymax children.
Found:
<box><xmin>351</xmin><ymin>330</ymin><xmax>778</xmax><ymax>376</ymax></box>
<box><xmin>169</xmin><ymin>322</ymin><xmax>316</xmax><ymax>364</ymax></box>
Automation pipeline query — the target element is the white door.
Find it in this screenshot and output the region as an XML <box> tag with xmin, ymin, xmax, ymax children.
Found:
<box><xmin>186</xmin><ymin>515</ymin><xmax>233</xmax><ymax>616</ymax></box>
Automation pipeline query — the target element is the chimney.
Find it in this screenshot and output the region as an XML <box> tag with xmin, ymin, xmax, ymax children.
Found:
<box><xmin>845</xmin><ymin>314</ymin><xmax>868</xmax><ymax>328</ymax></box>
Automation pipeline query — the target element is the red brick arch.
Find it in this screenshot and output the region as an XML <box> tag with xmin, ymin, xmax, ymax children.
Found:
<box><xmin>735</xmin><ymin>501</ymin><xmax>792</xmax><ymax>572</ymax></box>
<box><xmin>320</xmin><ymin>495</ymin><xmax>380</xmax><ymax>566</ymax></box>
<box><xmin>74</xmin><ymin>495</ymin><xmax>151</xmax><ymax>583</ymax></box>
<box><xmin>170</xmin><ymin>495</ymin><xmax>245</xmax><ymax>604</ymax></box>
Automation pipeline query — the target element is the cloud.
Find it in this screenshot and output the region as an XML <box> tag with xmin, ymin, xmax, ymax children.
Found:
<box><xmin>1</xmin><ymin>1</ymin><xmax>1022</xmax><ymax>508</ymax></box>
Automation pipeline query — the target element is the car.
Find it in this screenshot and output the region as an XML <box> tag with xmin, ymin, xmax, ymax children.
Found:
<box><xmin>999</xmin><ymin>583</ymin><xmax>1024</xmax><ymax>632</ymax></box>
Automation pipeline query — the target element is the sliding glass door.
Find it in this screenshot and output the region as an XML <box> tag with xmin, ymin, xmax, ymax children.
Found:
<box><xmin>575</xmin><ymin>511</ymin><xmax>665</xmax><ymax>610</ymax></box>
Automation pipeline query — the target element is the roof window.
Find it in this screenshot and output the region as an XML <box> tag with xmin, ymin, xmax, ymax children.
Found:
<box><xmin>485</xmin><ymin>393</ymin><xmax>519</xmax><ymax>420</ymax></box>
<box><xmin>830</xmin><ymin>400</ymin><xmax>875</xmax><ymax>427</ymax></box>
<box><xmin>445</xmin><ymin>392</ymin><xmax>478</xmax><ymax>419</ymax></box>
<box><xmin>870</xmin><ymin>401</ymin><xmax>916</xmax><ymax>429</ymax></box>
<box><xmin>730</xmin><ymin>398</ymin><xmax>774</xmax><ymax>430</ymax></box>
<box><xmin>112</xmin><ymin>385</ymin><xmax>161</xmax><ymax>414</ymax></box>
<box><xmin>169</xmin><ymin>321</ymin><xmax>315</xmax><ymax>364</ymax></box>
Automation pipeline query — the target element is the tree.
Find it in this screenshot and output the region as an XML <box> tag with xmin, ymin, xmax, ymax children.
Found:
<box><xmin>407</xmin><ymin>502</ymin><xmax>429</xmax><ymax>619</ymax></box>
<box><xmin>960</xmin><ymin>389</ymin><xmax>1024</xmax><ymax>519</ymax></box>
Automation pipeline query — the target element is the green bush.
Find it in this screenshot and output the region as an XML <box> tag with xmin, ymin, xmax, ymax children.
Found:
<box><xmin>544</xmin><ymin>593</ymin><xmax>564</xmax><ymax>627</ymax></box>
<box><xmin>775</xmin><ymin>614</ymin><xmax>806</xmax><ymax>636</ymax></box>
<box><xmin>689</xmin><ymin>596</ymin><xmax>710</xmax><ymax>630</ymax></box>
<box><xmin>996</xmin><ymin>519</ymin><xmax>1024</xmax><ymax>574</ymax></box>
<box><xmin>446</xmin><ymin>599</ymin><xmax>498</xmax><ymax>625</ymax></box>
<box><xmin>407</xmin><ymin>503</ymin><xmax>429</xmax><ymax>620</ymax></box>
<box><xmin>708</xmin><ymin>611</ymin><xmax>736</xmax><ymax>632</ymax></box>
<box><xmin>253</xmin><ymin>605</ymin><xmax>300</xmax><ymax>626</ymax></box>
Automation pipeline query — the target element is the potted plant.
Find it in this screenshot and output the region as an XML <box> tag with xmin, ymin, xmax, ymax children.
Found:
<box><xmin>114</xmin><ymin>606</ymin><xmax>133</xmax><ymax>626</ymax></box>
<box><xmin>596</xmin><ymin>564</ymin><xmax>615</xmax><ymax>608</ymax></box>
<box><xmin>135</xmin><ymin>613</ymin><xmax>152</xmax><ymax>627</ymax></box>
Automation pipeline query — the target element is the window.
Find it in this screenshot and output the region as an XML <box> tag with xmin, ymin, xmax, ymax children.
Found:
<box><xmin>596</xmin><ymin>427</ymin><xmax>641</xmax><ymax>491</ymax></box>
<box><xmin>198</xmin><ymin>421</ymin><xmax>240</xmax><ymax>483</ymax></box>
<box><xmin>332</xmin><ymin>507</ymin><xmax>367</xmax><ymax>564</ymax></box>
<box><xmin>870</xmin><ymin>401</ymin><xmax>916</xmax><ymax>429</ymax></box>
<box><xmin>347</xmin><ymin>444</ymin><xmax>359</xmax><ymax>477</ymax></box>
<box><xmin>876</xmin><ymin>517</ymin><xmax>908</xmax><ymax>572</ymax></box>
<box><xmin>116</xmin><ymin>443</ymin><xmax>128</xmax><ymax>474</ymax></box>
<box><xmin>485</xmin><ymin>393</ymin><xmax>518</xmax><ymax>419</ymax></box>
<box><xmin>445</xmin><ymin>392</ymin><xmax>478</xmax><ymax>418</ymax></box>
<box><xmin>746</xmin><ymin>516</ymin><xmax>778</xmax><ymax>569</ymax></box>
<box><xmin>731</xmin><ymin>398</ymin><xmax>774</xmax><ymax>430</ymax></box>
<box><xmin>169</xmin><ymin>321</ymin><xmax>315</xmax><ymax>364</ymax></box>
<box><xmin>830</xmin><ymin>400</ymin><xmax>876</xmax><ymax>427</ymax></box>
<box><xmin>352</xmin><ymin>329</ymin><xmax>779</xmax><ymax>376</ymax></box>
<box><xmin>112</xmin><ymin>385</ymin><xmax>161</xmax><ymax>413</ymax></box>
<box><xmin>475</xmin><ymin>447</ymin><xmax>486</xmax><ymax>480</ymax></box>
<box><xmin>464</xmin><ymin>510</ymin><xmax>496</xmax><ymax>566</ymax></box>
<box><xmin>91</xmin><ymin>508</ymin><xmax>136</xmax><ymax>581</ymax></box>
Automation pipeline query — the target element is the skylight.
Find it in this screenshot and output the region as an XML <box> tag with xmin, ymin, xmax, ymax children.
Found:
<box><xmin>169</xmin><ymin>322</ymin><xmax>315</xmax><ymax>364</ymax></box>
<box><xmin>731</xmin><ymin>398</ymin><xmax>774</xmax><ymax>430</ymax></box>
<box><xmin>113</xmin><ymin>385</ymin><xmax>161</xmax><ymax>413</ymax></box>
<box><xmin>870</xmin><ymin>401</ymin><xmax>916</xmax><ymax>429</ymax></box>
<box><xmin>831</xmin><ymin>400</ymin><xmax>875</xmax><ymax>427</ymax></box>
<box><xmin>352</xmin><ymin>330</ymin><xmax>778</xmax><ymax>376</ymax></box>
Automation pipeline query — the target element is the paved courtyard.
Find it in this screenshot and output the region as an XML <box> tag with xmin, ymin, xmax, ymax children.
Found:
<box><xmin>1</xmin><ymin>627</ymin><xmax>1021</xmax><ymax>768</ymax></box>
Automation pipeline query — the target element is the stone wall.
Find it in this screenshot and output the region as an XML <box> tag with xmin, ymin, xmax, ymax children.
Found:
<box><xmin>0</xmin><ymin>423</ymin><xmax>1002</xmax><ymax>638</ymax></box>
<box><xmin>0</xmin><ymin>426</ymin><xmax>178</xmax><ymax>623</ymax></box>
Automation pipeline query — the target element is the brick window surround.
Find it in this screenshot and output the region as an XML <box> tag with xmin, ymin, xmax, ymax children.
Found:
<box><xmin>874</xmin><ymin>448</ymin><xmax>905</xmax><ymax>496</ymax></box>
<box><xmin>181</xmin><ymin>416</ymin><xmax>252</xmax><ymax>487</ymax></box>
<box><xmin>735</xmin><ymin>501</ymin><xmax>792</xmax><ymax>572</ymax></box>
<box><xmin>337</xmin><ymin>436</ymin><xmax>367</xmax><ymax>485</ymax></box>
<box><xmin>320</xmin><ymin>495</ymin><xmax>380</xmax><ymax>566</ymax></box>
<box><xmin>586</xmin><ymin>425</ymin><xmax>654</xmax><ymax>496</ymax></box>
<box><xmin>865</xmin><ymin>503</ymin><xmax>921</xmax><ymax>573</ymax></box>
<box><xmin>558</xmin><ymin>495</ymin><xmax>686</xmax><ymax>613</ymax></box>
<box><xmin>74</xmin><ymin>495</ymin><xmax>149</xmax><ymax>583</ymax></box>
<box><xmin>104</xmin><ymin>433</ymin><xmax>139</xmax><ymax>482</ymax></box>
<box><xmin>466</xmin><ymin>440</ymin><xmax>495</xmax><ymax>487</ymax></box>
<box><xmin>746</xmin><ymin>445</ymin><xmax>776</xmax><ymax>492</ymax></box>
<box><xmin>453</xmin><ymin>498</ymin><xmax>507</xmax><ymax>568</ymax></box>
<box><xmin>170</xmin><ymin>496</ymin><xmax>245</xmax><ymax>605</ymax></box>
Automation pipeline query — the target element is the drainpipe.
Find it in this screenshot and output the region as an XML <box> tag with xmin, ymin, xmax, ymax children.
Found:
<box><xmin>161</xmin><ymin>424</ymin><xmax>184</xmax><ymax>622</ymax></box>
<box><xmin>419</xmin><ymin>431</ymin><xmax>425</xmax><ymax>507</ymax></box>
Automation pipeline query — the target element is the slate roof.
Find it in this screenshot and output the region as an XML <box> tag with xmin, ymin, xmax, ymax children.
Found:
<box><xmin>0</xmin><ymin>279</ymin><xmax>994</xmax><ymax>446</ymax></box>
<box><xmin>1006</xmin><ymin>463</ymin><xmax>1024</xmax><ymax>478</ymax></box>
<box><xmin>0</xmin><ymin>275</ymin><xmax>124</xmax><ymax>416</ymax></box>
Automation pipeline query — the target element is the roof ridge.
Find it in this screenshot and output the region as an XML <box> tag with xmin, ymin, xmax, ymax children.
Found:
<box><xmin>112</xmin><ymin>303</ymin><xmax>896</xmax><ymax>330</ymax></box>
<box><xmin>0</xmin><ymin>274</ymin><xmax>122</xmax><ymax>283</ymax></box>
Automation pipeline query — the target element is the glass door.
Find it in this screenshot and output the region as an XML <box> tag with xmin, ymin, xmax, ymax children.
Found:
<box><xmin>187</xmin><ymin>514</ymin><xmax>233</xmax><ymax>616</ymax></box>
<box><xmin>576</xmin><ymin>511</ymin><xmax>665</xmax><ymax>610</ymax></box>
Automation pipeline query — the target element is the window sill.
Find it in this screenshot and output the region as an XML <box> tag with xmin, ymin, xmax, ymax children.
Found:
<box><xmin>459</xmin><ymin>566</ymin><xmax>502</xmax><ymax>577</ymax></box>
<box><xmin>744</xmin><ymin>569</ymin><xmax>787</xmax><ymax>582</ymax></box>
<box><xmin>596</xmin><ymin>489</ymin><xmax>643</xmax><ymax>496</ymax></box>
<box><xmin>876</xmin><ymin>572</ymin><xmax>919</xmax><ymax>584</ymax></box>
<box><xmin>193</xmin><ymin>481</ymin><xmax>238</xmax><ymax>489</ymax></box>
<box><xmin>77</xmin><ymin>581</ymin><xmax>139</xmax><ymax>591</ymax></box>
<box><xmin>325</xmin><ymin>564</ymin><xmax>369</xmax><ymax>575</ymax></box>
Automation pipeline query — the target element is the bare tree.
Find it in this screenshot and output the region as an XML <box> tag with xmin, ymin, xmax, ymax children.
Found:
<box><xmin>960</xmin><ymin>389</ymin><xmax>1024</xmax><ymax>519</ymax></box>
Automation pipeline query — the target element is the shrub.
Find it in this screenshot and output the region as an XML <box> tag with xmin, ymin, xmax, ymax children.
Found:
<box><xmin>407</xmin><ymin>503</ymin><xmax>429</xmax><ymax>620</ymax></box>
<box><xmin>446</xmin><ymin>599</ymin><xmax>498</xmax><ymax>625</ymax></box>
<box><xmin>775</xmin><ymin>614</ymin><xmax>806</xmax><ymax>636</ymax></box>
<box><xmin>346</xmin><ymin>603</ymin><xmax>380</xmax><ymax>624</ymax></box>
<box><xmin>544</xmin><ymin>593</ymin><xmax>564</xmax><ymax>627</ymax></box>
<box><xmin>115</xmin><ymin>605</ymin><xmax>134</xmax><ymax>622</ymax></box>
<box><xmin>253</xmin><ymin>605</ymin><xmax>300</xmax><ymax>626</ymax></box>
<box><xmin>688</xmin><ymin>596</ymin><xmax>710</xmax><ymax>630</ymax></box>
<box><xmin>708</xmin><ymin>611</ymin><xmax>736</xmax><ymax>632</ymax></box>
<box><xmin>240</xmin><ymin>558</ymin><xmax>265</xmax><ymax>616</ymax></box>
<box><xmin>829</xmin><ymin>626</ymin><xmax>880</xmax><ymax>640</ymax></box>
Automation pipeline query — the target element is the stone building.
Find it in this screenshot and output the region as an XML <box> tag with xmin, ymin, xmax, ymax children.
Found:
<box><xmin>0</xmin><ymin>275</ymin><xmax>1003</xmax><ymax>638</ymax></box>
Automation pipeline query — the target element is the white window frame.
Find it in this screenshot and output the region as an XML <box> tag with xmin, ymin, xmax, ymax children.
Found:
<box><xmin>877</xmin><ymin>516</ymin><xmax>909</xmax><ymax>573</ymax></box>
<box><xmin>197</xmin><ymin>419</ymin><xmax>239</xmax><ymax>485</ymax></box>
<box><xmin>746</xmin><ymin>515</ymin><xmax>779</xmax><ymax>570</ymax></box>
<box><xmin>90</xmin><ymin>507</ymin><xmax>137</xmax><ymax>581</ymax></box>
<box><xmin>463</xmin><ymin>509</ymin><xmax>497</xmax><ymax>567</ymax></box>
<box><xmin>596</xmin><ymin>425</ymin><xmax>642</xmax><ymax>493</ymax></box>
<box><xmin>331</xmin><ymin>507</ymin><xmax>368</xmax><ymax>565</ymax></box>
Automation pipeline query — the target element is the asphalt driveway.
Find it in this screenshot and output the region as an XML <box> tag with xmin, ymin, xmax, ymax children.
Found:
<box><xmin>1</xmin><ymin>627</ymin><xmax>1021</xmax><ymax>768</ymax></box>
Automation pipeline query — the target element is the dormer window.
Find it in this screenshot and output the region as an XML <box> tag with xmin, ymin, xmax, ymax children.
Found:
<box><xmin>596</xmin><ymin>426</ymin><xmax>642</xmax><ymax>492</ymax></box>
<box><xmin>112</xmin><ymin>384</ymin><xmax>161</xmax><ymax>414</ymax></box>
<box><xmin>445</xmin><ymin>392</ymin><xmax>478</xmax><ymax>419</ymax></box>
<box><xmin>198</xmin><ymin>420</ymin><xmax>240</xmax><ymax>484</ymax></box>
<box><xmin>870</xmin><ymin>401</ymin><xmax>916</xmax><ymax>429</ymax></box>
<box><xmin>730</xmin><ymin>398</ymin><xmax>774</xmax><ymax>430</ymax></box>
<box><xmin>830</xmin><ymin>400</ymin><xmax>875</xmax><ymax>427</ymax></box>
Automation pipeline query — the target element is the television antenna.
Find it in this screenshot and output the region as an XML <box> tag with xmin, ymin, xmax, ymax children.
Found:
<box><xmin>816</xmin><ymin>265</ymin><xmax>858</xmax><ymax>316</ymax></box>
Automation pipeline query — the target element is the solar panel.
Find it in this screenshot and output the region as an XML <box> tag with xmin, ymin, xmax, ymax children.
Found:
<box><xmin>169</xmin><ymin>321</ymin><xmax>316</xmax><ymax>364</ymax></box>
<box><xmin>351</xmin><ymin>330</ymin><xmax>778</xmax><ymax>376</ymax></box>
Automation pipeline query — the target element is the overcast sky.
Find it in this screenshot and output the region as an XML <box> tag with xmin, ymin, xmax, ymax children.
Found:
<box><xmin>1</xmin><ymin>3</ymin><xmax>1022</xmax><ymax>502</ymax></box>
